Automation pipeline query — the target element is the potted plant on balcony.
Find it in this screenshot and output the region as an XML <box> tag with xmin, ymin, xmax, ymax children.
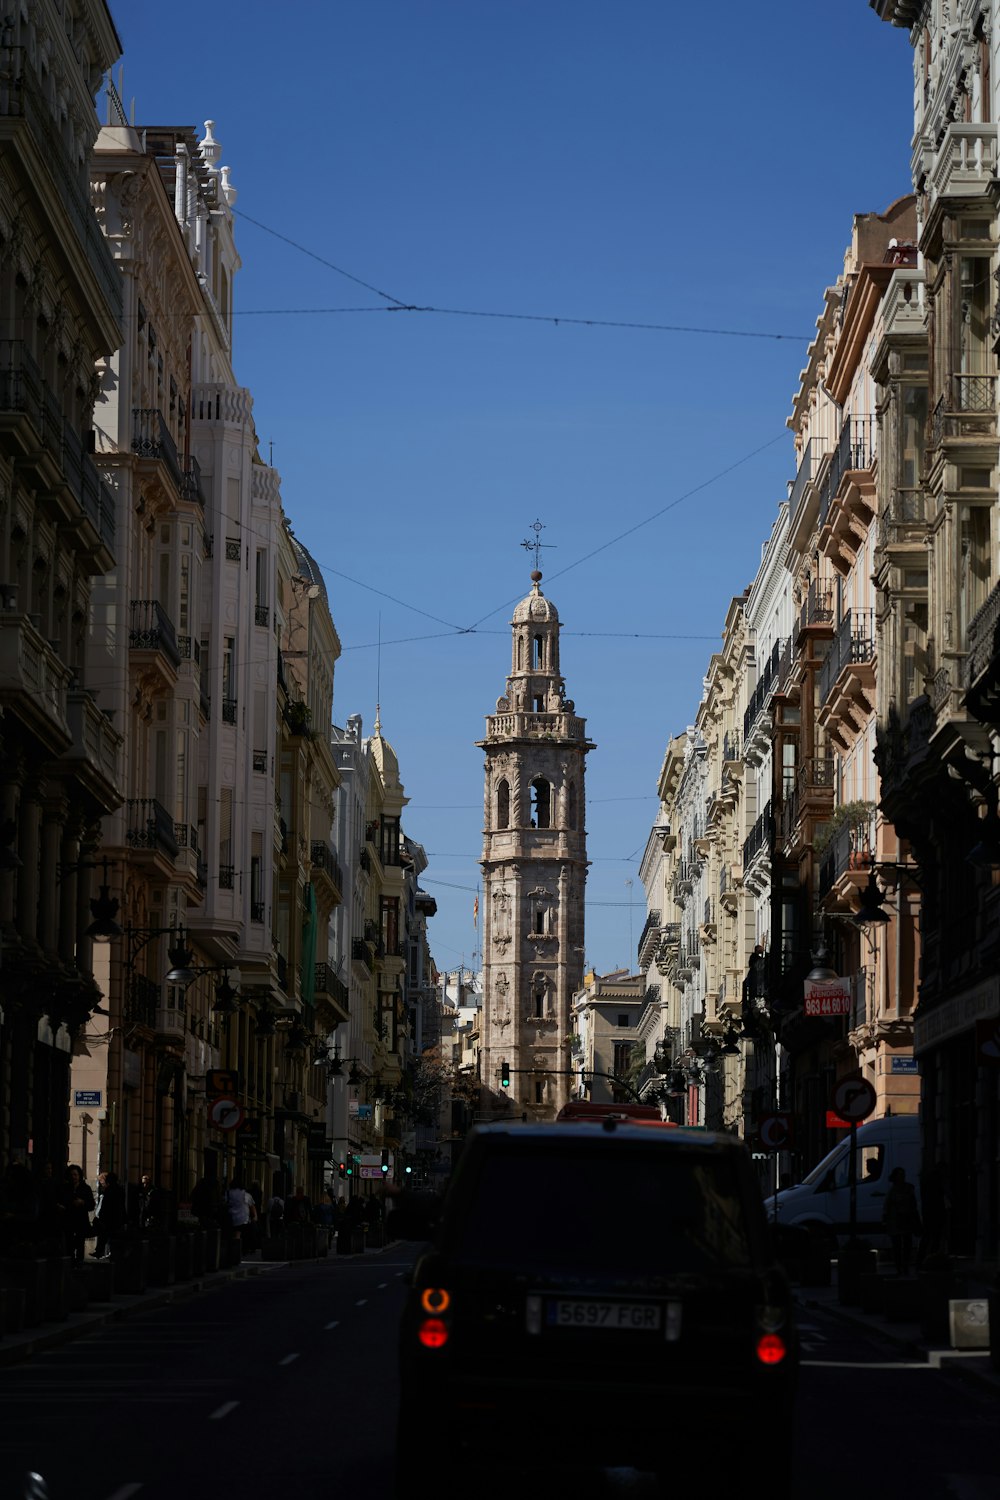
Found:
<box><xmin>813</xmin><ymin>799</ymin><xmax>876</xmax><ymax>858</ymax></box>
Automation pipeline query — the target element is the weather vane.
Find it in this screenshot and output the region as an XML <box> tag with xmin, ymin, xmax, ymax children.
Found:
<box><xmin>520</xmin><ymin>519</ymin><xmax>555</xmax><ymax>571</ymax></box>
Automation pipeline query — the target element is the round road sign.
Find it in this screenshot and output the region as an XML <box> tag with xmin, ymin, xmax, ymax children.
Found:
<box><xmin>758</xmin><ymin>1112</ymin><xmax>794</xmax><ymax>1150</ymax></box>
<box><xmin>208</xmin><ymin>1097</ymin><xmax>246</xmax><ymax>1131</ymax></box>
<box><xmin>831</xmin><ymin>1076</ymin><xmax>876</xmax><ymax>1123</ymax></box>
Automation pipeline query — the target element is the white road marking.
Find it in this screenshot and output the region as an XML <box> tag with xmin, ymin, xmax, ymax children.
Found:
<box><xmin>279</xmin><ymin>1353</ymin><xmax>299</xmax><ymax>1365</ymax></box>
<box><xmin>208</xmin><ymin>1402</ymin><xmax>240</xmax><ymax>1421</ymax></box>
<box><xmin>942</xmin><ymin>1478</ymin><xmax>1000</xmax><ymax>1498</ymax></box>
<box><xmin>324</xmin><ymin>1320</ymin><xmax>339</xmax><ymax>1330</ymax></box>
<box><xmin>378</xmin><ymin>1282</ymin><xmax>388</xmax><ymax>1289</ymax></box>
<box><xmin>104</xmin><ymin>1486</ymin><xmax>144</xmax><ymax>1499</ymax></box>
<box><xmin>356</xmin><ymin>1298</ymin><xmax>368</xmax><ymax>1307</ymax></box>
<box><xmin>801</xmin><ymin>1358</ymin><xmax>931</xmax><ymax>1370</ymax></box>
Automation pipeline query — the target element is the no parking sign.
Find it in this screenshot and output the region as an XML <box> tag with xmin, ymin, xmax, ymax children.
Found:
<box><xmin>758</xmin><ymin>1112</ymin><xmax>794</xmax><ymax>1150</ymax></box>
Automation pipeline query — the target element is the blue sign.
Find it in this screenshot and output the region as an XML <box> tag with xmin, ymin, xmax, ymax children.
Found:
<box><xmin>890</xmin><ymin>1057</ymin><xmax>919</xmax><ymax>1074</ymax></box>
<box><xmin>74</xmin><ymin>1090</ymin><xmax>102</xmax><ymax>1107</ymax></box>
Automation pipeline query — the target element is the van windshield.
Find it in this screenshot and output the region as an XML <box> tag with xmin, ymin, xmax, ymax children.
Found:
<box><xmin>448</xmin><ymin>1143</ymin><xmax>753</xmax><ymax>1271</ymax></box>
<box><xmin>798</xmin><ymin>1140</ymin><xmax>884</xmax><ymax>1188</ymax></box>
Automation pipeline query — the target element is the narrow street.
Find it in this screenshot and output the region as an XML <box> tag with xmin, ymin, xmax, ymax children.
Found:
<box><xmin>2</xmin><ymin>1261</ymin><xmax>1000</xmax><ymax>1500</ymax></box>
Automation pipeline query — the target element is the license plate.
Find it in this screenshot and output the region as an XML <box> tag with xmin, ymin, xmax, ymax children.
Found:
<box><xmin>547</xmin><ymin>1299</ymin><xmax>662</xmax><ymax>1331</ymax></box>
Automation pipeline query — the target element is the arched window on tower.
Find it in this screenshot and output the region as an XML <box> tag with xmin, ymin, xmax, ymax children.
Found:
<box><xmin>530</xmin><ymin>777</ymin><xmax>550</xmax><ymax>828</ymax></box>
<box><xmin>532</xmin><ymin>634</ymin><xmax>544</xmax><ymax>669</ymax></box>
<box><xmin>496</xmin><ymin>778</ymin><xmax>510</xmax><ymax>829</ymax></box>
<box><xmin>517</xmin><ymin>636</ymin><xmax>524</xmax><ymax>670</ymax></box>
<box><xmin>533</xmin><ymin>975</ymin><xmax>547</xmax><ymax>1017</ymax></box>
<box><xmin>568</xmin><ymin>780</ymin><xmax>578</xmax><ymax>831</ymax></box>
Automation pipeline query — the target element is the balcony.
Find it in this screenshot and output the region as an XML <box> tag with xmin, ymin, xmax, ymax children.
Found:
<box><xmin>0</xmin><ymin>614</ymin><xmax>72</xmax><ymax>753</ymax></box>
<box><xmin>125</xmin><ymin>973</ymin><xmax>158</xmax><ymax>1031</ymax></box>
<box><xmin>128</xmin><ymin>599</ymin><xmax>181</xmax><ymax>679</ymax></box>
<box><xmin>352</xmin><ymin>937</ymin><xmax>373</xmax><ymax>973</ymax></box>
<box><xmin>788</xmin><ymin>437</ymin><xmax>830</xmax><ymax>535</ymax></box>
<box><xmin>252</xmin><ymin>750</ymin><xmax>268</xmax><ymax>774</ymax></box>
<box><xmin>876</xmin><ymin>487</ymin><xmax>930</xmax><ymax>550</ymax></box>
<box><xmin>131</xmin><ymin>408</ymin><xmax>184</xmax><ymax>495</ymax></box>
<box><xmin>311</xmin><ymin>840</ymin><xmax>343</xmax><ymax>900</ymax></box>
<box><xmin>931</xmin><ymin>374</ymin><xmax>998</xmax><ymax>449</ymax></box>
<box><xmin>0</xmin><ymin>50</ymin><xmax>123</xmax><ymax>317</ymax></box>
<box><xmin>672</xmin><ymin>860</ymin><xmax>695</xmax><ymax>903</ymax></box>
<box><xmin>179</xmin><ymin>457</ymin><xmax>206</xmax><ymax>508</ymax></box>
<box><xmin>798</xmin><ymin>582</ymin><xmax>834</xmax><ymax>638</ymax></box>
<box><xmin>315</xmin><ymin>963</ymin><xmax>349</xmax><ymax>1012</ymax></box>
<box><xmin>221</xmin><ymin>697</ymin><xmax>238</xmax><ymax>726</ymax></box>
<box><xmin>225</xmin><ymin>539</ymin><xmax>241</xmax><ymax>562</ymax></box>
<box><xmin>61</xmin><ymin>689</ymin><xmax>121</xmax><ymax>807</ymax></box>
<box><xmin>255</xmin><ymin>605</ymin><xmax>270</xmax><ymax>627</ymax></box>
<box><xmin>637</xmin><ymin>909</ymin><xmax>661</xmax><ymax>967</ymax></box>
<box><xmin>125</xmin><ymin>798</ymin><xmax>179</xmax><ymax>860</ymax></box>
<box><xmin>927</xmin><ymin>121</ymin><xmax>998</xmax><ymax>204</ymax></box>
<box><xmin>251</xmin><ymin>901</ymin><xmax>266</xmax><ymax>924</ymax></box>
<box><xmin>818</xmin><ymin>609</ymin><xmax>875</xmax><ymax>708</ymax></box>
<box><xmin>219</xmin><ymin>865</ymin><xmax>235</xmax><ymax>890</ymax></box>
<box><xmin>818</xmin><ymin>415</ymin><xmax>876</xmax><ymax>531</ymax></box>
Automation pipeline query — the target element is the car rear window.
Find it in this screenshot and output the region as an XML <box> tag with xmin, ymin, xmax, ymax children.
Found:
<box><xmin>449</xmin><ymin>1143</ymin><xmax>753</xmax><ymax>1271</ymax></box>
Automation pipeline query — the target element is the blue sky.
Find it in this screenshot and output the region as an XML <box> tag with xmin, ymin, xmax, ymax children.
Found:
<box><xmin>112</xmin><ymin>2</ymin><xmax>915</xmax><ymax>977</ymax></box>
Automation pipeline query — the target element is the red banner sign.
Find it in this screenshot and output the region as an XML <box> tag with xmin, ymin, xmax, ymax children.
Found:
<box><xmin>804</xmin><ymin>978</ymin><xmax>852</xmax><ymax>1017</ymax></box>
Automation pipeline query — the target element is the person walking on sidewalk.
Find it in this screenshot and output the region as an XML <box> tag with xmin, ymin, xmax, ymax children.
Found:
<box><xmin>92</xmin><ymin>1170</ymin><xmax>125</xmax><ymax>1259</ymax></box>
<box><xmin>59</xmin><ymin>1164</ymin><xmax>95</xmax><ymax>1264</ymax></box>
<box><xmin>882</xmin><ymin>1166</ymin><xmax>921</xmax><ymax>1275</ymax></box>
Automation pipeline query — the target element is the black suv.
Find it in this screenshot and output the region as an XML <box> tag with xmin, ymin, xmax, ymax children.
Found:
<box><xmin>396</xmin><ymin>1120</ymin><xmax>797</xmax><ymax>1496</ymax></box>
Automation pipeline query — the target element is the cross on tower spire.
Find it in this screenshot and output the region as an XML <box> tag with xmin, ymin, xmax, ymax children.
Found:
<box><xmin>520</xmin><ymin>519</ymin><xmax>555</xmax><ymax>573</ymax></box>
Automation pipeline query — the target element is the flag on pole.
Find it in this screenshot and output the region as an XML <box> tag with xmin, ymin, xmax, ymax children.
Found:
<box><xmin>473</xmin><ymin>893</ymin><xmax>479</xmax><ymax>927</ymax></box>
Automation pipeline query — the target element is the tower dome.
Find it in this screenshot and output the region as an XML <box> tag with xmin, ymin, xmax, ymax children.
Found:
<box><xmin>512</xmin><ymin>571</ymin><xmax>559</xmax><ymax>626</ymax></box>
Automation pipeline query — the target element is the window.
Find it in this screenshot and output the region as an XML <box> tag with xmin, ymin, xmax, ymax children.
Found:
<box><xmin>535</xmin><ymin>908</ymin><xmax>546</xmax><ymax>935</ymax></box>
<box><xmin>530</xmin><ymin>778</ymin><xmax>550</xmax><ymax>828</ymax></box>
<box><xmin>381</xmin><ymin>896</ymin><xmax>400</xmax><ymax>955</ymax></box>
<box><xmin>532</xmin><ymin>634</ymin><xmax>544</xmax><ymax>669</ymax></box>
<box><xmin>957</xmin><ymin>257</ymin><xmax>991</xmax><ymax>379</ymax></box>
<box><xmin>534</xmin><ymin>1081</ymin><xmax>545</xmax><ymax>1104</ymax></box>
<box><xmin>900</xmin><ymin>384</ymin><xmax>927</xmax><ymax>489</ymax></box>
<box><xmin>380</xmin><ymin>817</ymin><xmax>401</xmax><ymax>866</ymax></box>
<box><xmin>617</xmin><ymin>1014</ymin><xmax>630</xmax><ymax>1028</ymax></box>
<box><xmin>960</xmin><ymin>503</ymin><xmax>991</xmax><ymax>638</ymax></box>
<box><xmin>496</xmin><ymin>779</ymin><xmax>510</xmax><ymax>829</ymax></box>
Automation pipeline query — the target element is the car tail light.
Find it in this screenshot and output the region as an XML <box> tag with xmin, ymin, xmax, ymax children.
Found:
<box><xmin>418</xmin><ymin>1317</ymin><xmax>449</xmax><ymax>1349</ymax></box>
<box><xmin>420</xmin><ymin>1287</ymin><xmax>451</xmax><ymax>1314</ymax></box>
<box><xmin>755</xmin><ymin>1333</ymin><xmax>787</xmax><ymax>1365</ymax></box>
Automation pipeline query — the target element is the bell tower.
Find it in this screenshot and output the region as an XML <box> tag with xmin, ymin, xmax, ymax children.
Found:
<box><xmin>477</xmin><ymin>563</ymin><xmax>593</xmax><ymax>1119</ymax></box>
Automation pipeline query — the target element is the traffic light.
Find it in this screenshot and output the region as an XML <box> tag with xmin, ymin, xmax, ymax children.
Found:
<box><xmin>381</xmin><ymin>1149</ymin><xmax>390</xmax><ymax>1174</ymax></box>
<box><xmin>345</xmin><ymin>1155</ymin><xmax>354</xmax><ymax>1178</ymax></box>
<box><xmin>337</xmin><ymin>1160</ymin><xmax>346</xmax><ymax>1179</ymax></box>
<box><xmin>500</xmin><ymin>1059</ymin><xmax>510</xmax><ymax>1088</ymax></box>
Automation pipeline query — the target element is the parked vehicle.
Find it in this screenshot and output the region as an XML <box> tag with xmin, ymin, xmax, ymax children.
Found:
<box><xmin>396</xmin><ymin>1120</ymin><xmax>798</xmax><ymax>1497</ymax></box>
<box><xmin>768</xmin><ymin>1114</ymin><xmax>921</xmax><ymax>1247</ymax></box>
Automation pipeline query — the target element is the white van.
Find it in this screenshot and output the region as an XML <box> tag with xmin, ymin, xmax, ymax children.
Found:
<box><xmin>768</xmin><ymin>1114</ymin><xmax>921</xmax><ymax>1245</ymax></box>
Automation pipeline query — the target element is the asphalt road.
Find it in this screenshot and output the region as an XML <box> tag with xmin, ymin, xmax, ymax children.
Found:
<box><xmin>2</xmin><ymin>1260</ymin><xmax>999</xmax><ymax>1500</ymax></box>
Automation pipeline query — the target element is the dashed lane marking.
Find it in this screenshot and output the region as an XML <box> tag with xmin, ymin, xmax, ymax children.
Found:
<box><xmin>279</xmin><ymin>1353</ymin><xmax>299</xmax><ymax>1365</ymax></box>
<box><xmin>104</xmin><ymin>1486</ymin><xmax>143</xmax><ymax>1499</ymax></box>
<box><xmin>209</xmin><ymin>1402</ymin><xmax>240</xmax><ymax>1421</ymax></box>
<box><xmin>324</xmin><ymin>1321</ymin><xmax>339</xmax><ymax>1330</ymax></box>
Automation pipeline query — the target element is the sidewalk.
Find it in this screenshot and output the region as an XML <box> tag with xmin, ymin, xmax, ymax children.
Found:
<box><xmin>798</xmin><ymin>1267</ymin><xmax>1000</xmax><ymax>1395</ymax></box>
<box><xmin>0</xmin><ymin>1257</ymin><xmax>292</xmax><ymax>1367</ymax></box>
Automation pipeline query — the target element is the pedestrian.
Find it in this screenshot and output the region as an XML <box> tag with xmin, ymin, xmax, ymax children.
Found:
<box><xmin>92</xmin><ymin>1170</ymin><xmax>125</xmax><ymax>1259</ymax></box>
<box><xmin>137</xmin><ymin>1172</ymin><xmax>161</xmax><ymax>1232</ymax></box>
<box><xmin>313</xmin><ymin>1188</ymin><xmax>336</xmax><ymax>1227</ymax></box>
<box><xmin>267</xmin><ymin>1187</ymin><xmax>285</xmax><ymax>1236</ymax></box>
<box><xmin>284</xmin><ymin>1184</ymin><xmax>313</xmax><ymax>1225</ymax></box>
<box><xmin>225</xmin><ymin>1178</ymin><xmax>257</xmax><ymax>1243</ymax></box>
<box><xmin>882</xmin><ymin>1165</ymin><xmax>922</xmax><ymax>1275</ymax></box>
<box><xmin>59</xmin><ymin>1164</ymin><xmax>95</xmax><ymax>1264</ymax></box>
<box><xmin>190</xmin><ymin>1174</ymin><xmax>223</xmax><ymax>1232</ymax></box>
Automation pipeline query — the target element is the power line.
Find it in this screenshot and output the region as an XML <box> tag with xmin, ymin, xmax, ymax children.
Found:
<box><xmin>464</xmin><ymin>431</ymin><xmax>787</xmax><ymax>630</ymax></box>
<box><xmin>231</xmin><ymin>207</ymin><xmax>809</xmax><ymax>342</ymax></box>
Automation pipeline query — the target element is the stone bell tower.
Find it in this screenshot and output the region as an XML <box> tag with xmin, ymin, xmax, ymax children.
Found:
<box><xmin>477</xmin><ymin>564</ymin><xmax>593</xmax><ymax>1119</ymax></box>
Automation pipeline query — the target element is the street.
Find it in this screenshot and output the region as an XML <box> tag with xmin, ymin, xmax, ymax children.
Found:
<box><xmin>1</xmin><ymin>1261</ymin><xmax>999</xmax><ymax>1500</ymax></box>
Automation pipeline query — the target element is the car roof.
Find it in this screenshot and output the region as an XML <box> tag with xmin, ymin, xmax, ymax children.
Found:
<box><xmin>464</xmin><ymin>1120</ymin><xmax>747</xmax><ymax>1153</ymax></box>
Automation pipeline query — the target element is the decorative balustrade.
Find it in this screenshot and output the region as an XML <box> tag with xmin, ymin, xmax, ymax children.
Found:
<box><xmin>818</xmin><ymin>609</ymin><xmax>875</xmax><ymax>705</ymax></box>
<box><xmin>128</xmin><ymin>599</ymin><xmax>180</xmax><ymax>668</ymax></box>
